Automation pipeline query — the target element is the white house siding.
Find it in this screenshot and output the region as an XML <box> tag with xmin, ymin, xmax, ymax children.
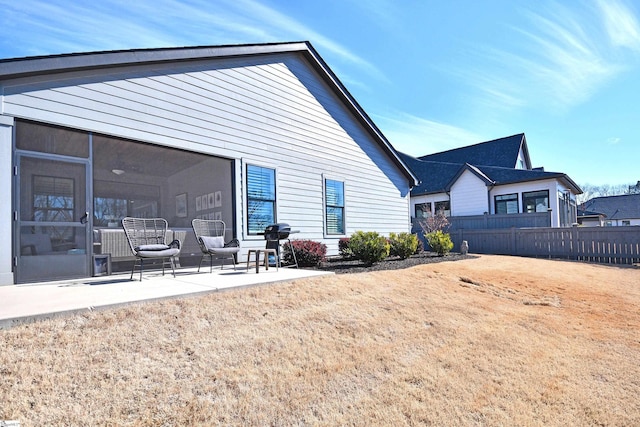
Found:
<box><xmin>1</xmin><ymin>52</ymin><xmax>410</xmax><ymax>271</ymax></box>
<box><xmin>606</xmin><ymin>219</ymin><xmax>640</xmax><ymax>226</ymax></box>
<box><xmin>516</xmin><ymin>148</ymin><xmax>527</xmax><ymax>169</ymax></box>
<box><xmin>449</xmin><ymin>170</ymin><xmax>489</xmax><ymax>216</ymax></box>
<box><xmin>580</xmin><ymin>218</ymin><xmax>604</xmax><ymax>227</ymax></box>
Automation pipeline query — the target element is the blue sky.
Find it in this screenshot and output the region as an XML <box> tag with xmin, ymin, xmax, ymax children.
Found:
<box><xmin>1</xmin><ymin>0</ymin><xmax>639</xmax><ymax>187</ymax></box>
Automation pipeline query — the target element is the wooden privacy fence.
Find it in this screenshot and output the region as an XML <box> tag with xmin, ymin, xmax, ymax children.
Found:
<box><xmin>447</xmin><ymin>212</ymin><xmax>551</xmax><ymax>230</ymax></box>
<box><xmin>449</xmin><ymin>226</ymin><xmax>640</xmax><ymax>265</ymax></box>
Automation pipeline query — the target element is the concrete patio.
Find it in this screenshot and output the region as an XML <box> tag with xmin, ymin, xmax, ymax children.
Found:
<box><xmin>0</xmin><ymin>266</ymin><xmax>332</xmax><ymax>329</ymax></box>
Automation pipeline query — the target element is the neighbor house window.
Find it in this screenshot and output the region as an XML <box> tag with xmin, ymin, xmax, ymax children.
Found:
<box><xmin>523</xmin><ymin>190</ymin><xmax>549</xmax><ymax>213</ymax></box>
<box><xmin>495</xmin><ymin>193</ymin><xmax>518</xmax><ymax>214</ymax></box>
<box><xmin>33</xmin><ymin>176</ymin><xmax>74</xmax><ymax>222</ymax></box>
<box><xmin>325</xmin><ymin>179</ymin><xmax>345</xmax><ymax>235</ymax></box>
<box><xmin>434</xmin><ymin>200</ymin><xmax>450</xmax><ymax>217</ymax></box>
<box><xmin>93</xmin><ymin>197</ymin><xmax>128</xmax><ymax>227</ymax></box>
<box><xmin>622</xmin><ymin>220</ymin><xmax>631</xmax><ymax>226</ymax></box>
<box><xmin>247</xmin><ymin>165</ymin><xmax>276</xmax><ymax>234</ymax></box>
<box><xmin>415</xmin><ymin>203</ymin><xmax>431</xmax><ymax>219</ymax></box>
<box><xmin>33</xmin><ymin>176</ymin><xmax>75</xmax><ymax>244</ymax></box>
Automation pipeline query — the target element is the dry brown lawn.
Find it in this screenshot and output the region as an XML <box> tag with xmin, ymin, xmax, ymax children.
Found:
<box><xmin>1</xmin><ymin>255</ymin><xmax>639</xmax><ymax>426</ymax></box>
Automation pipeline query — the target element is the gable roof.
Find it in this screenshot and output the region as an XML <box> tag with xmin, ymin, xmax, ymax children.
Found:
<box><xmin>399</xmin><ymin>151</ymin><xmax>581</xmax><ymax>196</ymax></box>
<box><xmin>448</xmin><ymin>163</ymin><xmax>493</xmax><ymax>189</ymax></box>
<box><xmin>581</xmin><ymin>194</ymin><xmax>640</xmax><ymax>220</ymax></box>
<box><xmin>0</xmin><ymin>41</ymin><xmax>418</xmax><ymax>187</ymax></box>
<box><xmin>418</xmin><ymin>133</ymin><xmax>530</xmax><ymax>169</ymax></box>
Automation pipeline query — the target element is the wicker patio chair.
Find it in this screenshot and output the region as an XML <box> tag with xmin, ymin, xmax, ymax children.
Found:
<box><xmin>192</xmin><ymin>219</ymin><xmax>240</xmax><ymax>272</ymax></box>
<box><xmin>122</xmin><ymin>217</ymin><xmax>181</xmax><ymax>280</ymax></box>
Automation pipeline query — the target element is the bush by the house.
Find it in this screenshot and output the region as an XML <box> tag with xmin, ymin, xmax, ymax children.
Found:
<box><xmin>388</xmin><ymin>232</ymin><xmax>419</xmax><ymax>260</ymax></box>
<box><xmin>348</xmin><ymin>231</ymin><xmax>390</xmax><ymax>265</ymax></box>
<box><xmin>425</xmin><ymin>230</ymin><xmax>454</xmax><ymax>256</ymax></box>
<box><xmin>282</xmin><ymin>239</ymin><xmax>327</xmax><ymax>267</ymax></box>
<box><xmin>338</xmin><ymin>237</ymin><xmax>353</xmax><ymax>259</ymax></box>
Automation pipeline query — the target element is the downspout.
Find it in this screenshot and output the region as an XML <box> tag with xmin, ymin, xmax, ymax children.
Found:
<box><xmin>487</xmin><ymin>182</ymin><xmax>496</xmax><ymax>215</ymax></box>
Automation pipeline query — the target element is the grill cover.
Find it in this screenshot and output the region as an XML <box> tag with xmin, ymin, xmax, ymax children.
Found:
<box><xmin>264</xmin><ymin>223</ymin><xmax>291</xmax><ymax>240</ymax></box>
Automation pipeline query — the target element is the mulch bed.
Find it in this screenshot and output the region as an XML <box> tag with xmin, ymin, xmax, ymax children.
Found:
<box><xmin>313</xmin><ymin>252</ymin><xmax>475</xmax><ymax>274</ymax></box>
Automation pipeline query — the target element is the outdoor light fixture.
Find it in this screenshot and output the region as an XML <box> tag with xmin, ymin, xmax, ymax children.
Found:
<box><xmin>111</xmin><ymin>168</ymin><xmax>125</xmax><ymax>175</ymax></box>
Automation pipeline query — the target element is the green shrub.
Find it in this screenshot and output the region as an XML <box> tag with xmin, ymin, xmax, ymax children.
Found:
<box><xmin>388</xmin><ymin>232</ymin><xmax>419</xmax><ymax>260</ymax></box>
<box><xmin>282</xmin><ymin>239</ymin><xmax>327</xmax><ymax>267</ymax></box>
<box><xmin>348</xmin><ymin>231</ymin><xmax>390</xmax><ymax>265</ymax></box>
<box><xmin>338</xmin><ymin>237</ymin><xmax>353</xmax><ymax>259</ymax></box>
<box><xmin>425</xmin><ymin>230</ymin><xmax>454</xmax><ymax>256</ymax></box>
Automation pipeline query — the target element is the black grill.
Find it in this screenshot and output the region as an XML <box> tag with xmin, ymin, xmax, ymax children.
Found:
<box><xmin>264</xmin><ymin>223</ymin><xmax>291</xmax><ymax>241</ymax></box>
<box><xmin>263</xmin><ymin>223</ymin><xmax>298</xmax><ymax>268</ymax></box>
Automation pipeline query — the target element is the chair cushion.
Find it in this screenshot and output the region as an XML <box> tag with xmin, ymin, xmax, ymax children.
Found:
<box><xmin>136</xmin><ymin>247</ymin><xmax>180</xmax><ymax>258</ymax></box>
<box><xmin>200</xmin><ymin>236</ymin><xmax>224</xmax><ymax>249</ymax></box>
<box><xmin>135</xmin><ymin>244</ymin><xmax>170</xmax><ymax>251</ymax></box>
<box><xmin>206</xmin><ymin>247</ymin><xmax>239</xmax><ymax>255</ymax></box>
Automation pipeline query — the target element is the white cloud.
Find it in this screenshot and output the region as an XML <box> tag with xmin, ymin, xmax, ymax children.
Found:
<box><xmin>345</xmin><ymin>0</ymin><xmax>400</xmax><ymax>31</ymax></box>
<box><xmin>221</xmin><ymin>0</ymin><xmax>388</xmax><ymax>83</ymax></box>
<box><xmin>453</xmin><ymin>0</ymin><xmax>639</xmax><ymax>115</ymax></box>
<box><xmin>516</xmin><ymin>6</ymin><xmax>619</xmax><ymax>108</ymax></box>
<box><xmin>374</xmin><ymin>112</ymin><xmax>484</xmax><ymax>157</ymax></box>
<box><xmin>0</xmin><ymin>0</ymin><xmax>387</xmax><ymax>85</ymax></box>
<box><xmin>597</xmin><ymin>0</ymin><xmax>640</xmax><ymax>51</ymax></box>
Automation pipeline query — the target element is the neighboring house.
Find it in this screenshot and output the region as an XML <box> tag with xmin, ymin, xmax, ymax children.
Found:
<box><xmin>579</xmin><ymin>194</ymin><xmax>640</xmax><ymax>227</ymax></box>
<box><xmin>400</xmin><ymin>133</ymin><xmax>582</xmax><ymax>228</ymax></box>
<box><xmin>576</xmin><ymin>209</ymin><xmax>606</xmax><ymax>227</ymax></box>
<box><xmin>0</xmin><ymin>42</ymin><xmax>417</xmax><ymax>284</ymax></box>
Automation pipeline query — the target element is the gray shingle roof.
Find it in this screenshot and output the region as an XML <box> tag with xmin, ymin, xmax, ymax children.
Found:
<box><xmin>398</xmin><ymin>153</ymin><xmax>463</xmax><ymax>195</ymax></box>
<box><xmin>581</xmin><ymin>194</ymin><xmax>640</xmax><ymax>220</ymax></box>
<box><xmin>400</xmin><ymin>146</ymin><xmax>581</xmax><ymax>196</ymax></box>
<box><xmin>418</xmin><ymin>133</ymin><xmax>528</xmax><ymax>169</ymax></box>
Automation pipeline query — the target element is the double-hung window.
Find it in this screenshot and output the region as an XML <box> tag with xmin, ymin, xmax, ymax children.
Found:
<box><xmin>246</xmin><ymin>164</ymin><xmax>276</xmax><ymax>235</ymax></box>
<box><xmin>495</xmin><ymin>194</ymin><xmax>518</xmax><ymax>214</ymax></box>
<box><xmin>325</xmin><ymin>178</ymin><xmax>345</xmax><ymax>235</ymax></box>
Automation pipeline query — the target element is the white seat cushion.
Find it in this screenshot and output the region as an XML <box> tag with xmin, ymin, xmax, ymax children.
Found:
<box><xmin>200</xmin><ymin>236</ymin><xmax>224</xmax><ymax>249</ymax></box>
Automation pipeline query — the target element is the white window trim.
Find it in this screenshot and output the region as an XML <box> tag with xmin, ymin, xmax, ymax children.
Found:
<box><xmin>243</xmin><ymin>159</ymin><xmax>278</xmax><ymax>240</ymax></box>
<box><xmin>322</xmin><ymin>173</ymin><xmax>347</xmax><ymax>238</ymax></box>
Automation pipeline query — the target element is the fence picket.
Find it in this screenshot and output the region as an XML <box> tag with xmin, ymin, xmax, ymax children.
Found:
<box><xmin>447</xmin><ymin>226</ymin><xmax>640</xmax><ymax>266</ymax></box>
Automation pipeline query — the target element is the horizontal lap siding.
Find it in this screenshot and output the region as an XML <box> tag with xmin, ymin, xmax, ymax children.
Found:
<box><xmin>3</xmin><ymin>53</ymin><xmax>409</xmax><ymax>252</ymax></box>
<box><xmin>450</xmin><ymin>171</ymin><xmax>488</xmax><ymax>216</ymax></box>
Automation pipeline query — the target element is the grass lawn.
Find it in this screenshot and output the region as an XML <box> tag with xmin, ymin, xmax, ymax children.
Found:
<box><xmin>1</xmin><ymin>255</ymin><xmax>639</xmax><ymax>426</ymax></box>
